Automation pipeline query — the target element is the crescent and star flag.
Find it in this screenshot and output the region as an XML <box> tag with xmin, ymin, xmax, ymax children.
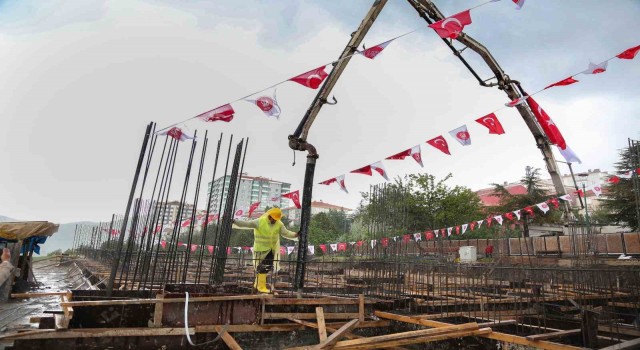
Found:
<box><xmin>462</xmin><ymin>224</ymin><xmax>468</xmax><ymax>234</ymax></box>
<box><xmin>414</xmin><ymin>232</ymin><xmax>422</xmax><ymax>241</ymax></box>
<box><xmin>590</xmin><ymin>184</ymin><xmax>603</xmax><ymax>197</ymax></box>
<box><xmin>425</xmin><ymin>231</ymin><xmax>434</xmax><ymax>240</ymax></box>
<box><xmin>617</xmin><ymin>44</ymin><xmax>640</xmax><ymax>60</ymax></box>
<box><xmin>469</xmin><ymin>221</ymin><xmax>476</xmax><ymax>230</ymax></box>
<box><xmin>289</xmin><ymin>66</ymin><xmax>329</xmax><ymax>89</ymax></box>
<box><xmin>536</xmin><ymin>202</ymin><xmax>550</xmax><ymax>214</ymax></box>
<box><xmin>505</xmin><ymin>96</ymin><xmax>528</xmax><ymax>107</ymax></box>
<box><xmin>475</xmin><ymin>113</ymin><xmax>505</xmax><ymax>135</ymax></box>
<box><xmin>320</xmin><ymin>174</ymin><xmax>348</xmax><ymax>193</ymax></box>
<box><xmin>494</xmin><ymin>215</ymin><xmax>503</xmax><ymax>225</ymax></box>
<box><xmin>208</xmin><ymin>245</ymin><xmax>214</xmax><ymax>254</ymax></box>
<box><xmin>526</xmin><ymin>96</ymin><xmax>567</xmax><ymax>150</ymax></box>
<box><xmin>504</xmin><ymin>212</ymin><xmax>514</xmax><ymax>221</ymax></box>
<box><xmin>245</xmin><ymin>91</ymin><xmax>281</xmax><ymax>119</ymax></box>
<box><xmin>160</xmin><ymin>240</ymin><xmax>167</xmax><ymax>249</ymax></box>
<box><xmin>370</xmin><ymin>161</ymin><xmax>390</xmax><ymax>181</ymax></box>
<box><xmin>455</xmin><ymin>226</ymin><xmax>460</xmax><ymax>235</ymax></box>
<box><xmin>381</xmin><ymin>238</ymin><xmax>389</xmax><ymax>247</ymax></box>
<box><xmin>338</xmin><ymin>242</ymin><xmax>347</xmax><ymax>251</ymax></box>
<box><xmin>386</xmin><ymin>145</ymin><xmax>424</xmax><ymax>167</ymax></box>
<box><xmin>234</xmin><ymin>208</ymin><xmax>246</xmax><ymax>219</ymax></box>
<box><xmin>523</xmin><ymin>206</ymin><xmax>535</xmax><ymax>216</ymax></box>
<box><xmin>160</xmin><ymin>127</ymin><xmax>194</xmax><ymax>142</ymax></box>
<box><xmin>320</xmin><ymin>244</ymin><xmax>327</xmax><ymax>253</ymax></box>
<box><xmin>583</xmin><ymin>61</ymin><xmax>608</xmax><ymax>74</ymax></box>
<box><xmin>403</xmin><ymin>234</ymin><xmax>411</xmax><ymax>243</ymax></box>
<box><xmin>513</xmin><ymin>209</ymin><xmax>521</xmax><ymax>220</ymax></box>
<box><xmin>308</xmin><ymin>245</ymin><xmax>315</xmax><ymax>254</ymax></box>
<box><xmin>548</xmin><ymin>197</ymin><xmax>560</xmax><ymax>209</ymax></box>
<box><xmin>280</xmin><ymin>246</ymin><xmax>286</xmax><ymax>255</ymax></box>
<box><xmin>359</xmin><ymin>39</ymin><xmax>394</xmax><ymax>59</ymax></box>
<box><xmin>197</xmin><ymin>104</ymin><xmax>235</xmax><ymax>122</ymax></box>
<box><xmin>282</xmin><ymin>190</ymin><xmax>301</xmax><ymax>209</ymax></box>
<box><xmin>426</xmin><ymin>136</ymin><xmax>451</xmax><ymax>155</ymax></box>
<box><xmin>428</xmin><ymin>10</ymin><xmax>472</xmax><ymax>39</ymax></box>
<box><xmin>449</xmin><ymin>125</ymin><xmax>471</xmax><ymax>146</ymax></box>
<box><xmin>248</xmin><ymin>202</ymin><xmax>261</xmax><ymax>218</ymax></box>
<box><xmin>512</xmin><ymin>0</ymin><xmax>526</xmax><ymax>9</ymax></box>
<box><xmin>351</xmin><ymin>165</ymin><xmax>373</xmax><ymax>176</ymax></box>
<box><xmin>545</xmin><ymin>77</ymin><xmax>579</xmax><ymax>90</ymax></box>
<box><xmin>608</xmin><ymin>176</ymin><xmax>620</xmax><ymax>184</ymax></box>
<box><xmin>486</xmin><ymin>216</ymin><xmax>493</xmax><ymax>228</ymax></box>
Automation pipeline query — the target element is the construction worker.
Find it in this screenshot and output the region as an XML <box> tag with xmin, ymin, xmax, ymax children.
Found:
<box><xmin>232</xmin><ymin>208</ymin><xmax>298</xmax><ymax>293</ymax></box>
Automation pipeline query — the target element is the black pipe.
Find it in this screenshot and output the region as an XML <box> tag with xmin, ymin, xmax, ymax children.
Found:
<box><xmin>293</xmin><ymin>143</ymin><xmax>318</xmax><ymax>292</ymax></box>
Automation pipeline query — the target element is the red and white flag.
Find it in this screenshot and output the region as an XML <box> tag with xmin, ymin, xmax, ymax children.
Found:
<box><xmin>512</xmin><ymin>0</ymin><xmax>526</xmax><ymax>9</ymax></box>
<box><xmin>583</xmin><ymin>61</ymin><xmax>608</xmax><ymax>74</ymax></box>
<box><xmin>494</xmin><ymin>215</ymin><xmax>503</xmax><ymax>226</ymax></box>
<box><xmin>448</xmin><ymin>125</ymin><xmax>471</xmax><ymax>146</ymax></box>
<box><xmin>558</xmin><ymin>194</ymin><xmax>571</xmax><ymax>201</ymax></box>
<box><xmin>248</xmin><ymin>202</ymin><xmax>261</xmax><ymax>218</ymax></box>
<box><xmin>181</xmin><ymin>218</ymin><xmax>192</xmax><ymax>228</ymax></box>
<box><xmin>196</xmin><ymin>104</ymin><xmax>235</xmax><ymax>123</ymax></box>
<box><xmin>513</xmin><ymin>209</ymin><xmax>521</xmax><ymax>220</ymax></box>
<box><xmin>190</xmin><ymin>244</ymin><xmax>198</xmax><ymax>252</ymax></box>
<box><xmin>545</xmin><ymin>77</ymin><xmax>579</xmax><ymax>90</ymax></box>
<box><xmin>475</xmin><ymin>113</ymin><xmax>505</xmax><ymax>135</ymax></box>
<box><xmin>282</xmin><ymin>190</ymin><xmax>302</xmax><ymax>209</ymax></box>
<box><xmin>370</xmin><ymin>240</ymin><xmax>377</xmax><ymax>248</ymax></box>
<box><xmin>338</xmin><ymin>242</ymin><xmax>347</xmax><ymax>252</ymax></box>
<box><xmin>426</xmin><ymin>136</ymin><xmax>451</xmax><ymax>155</ymax></box>
<box><xmin>234</xmin><ymin>208</ymin><xmax>246</xmax><ymax>219</ymax></box>
<box><xmin>386</xmin><ymin>145</ymin><xmax>423</xmax><ymax>167</ymax></box>
<box><xmin>504</xmin><ymin>212</ymin><xmax>515</xmax><ymax>221</ymax></box>
<box><xmin>308</xmin><ymin>245</ymin><xmax>315</xmax><ymax>255</ymax></box>
<box><xmin>289</xmin><ymin>66</ymin><xmax>329</xmax><ymax>89</ymax></box>
<box><xmin>370</xmin><ymin>161</ymin><xmax>390</xmax><ymax>181</ymax></box>
<box><xmin>536</xmin><ymin>202</ymin><xmax>550</xmax><ymax>214</ymax></box>
<box><xmin>287</xmin><ymin>246</ymin><xmax>295</xmax><ymax>255</ymax></box>
<box><xmin>330</xmin><ymin>243</ymin><xmax>338</xmax><ymax>252</ymax></box>
<box><xmin>590</xmin><ymin>184</ymin><xmax>603</xmax><ymax>197</ymax></box>
<box><xmin>559</xmin><ymin>145</ymin><xmax>582</xmax><ymax>164</ymax></box>
<box><xmin>160</xmin><ymin>240</ymin><xmax>167</xmax><ymax>249</ymax></box>
<box><xmin>425</xmin><ymin>231</ymin><xmax>434</xmax><ymax>240</ymax></box>
<box><xmin>428</xmin><ymin>10</ymin><xmax>472</xmax><ymax>39</ymax></box>
<box><xmin>245</xmin><ymin>91</ymin><xmax>281</xmax><ymax>118</ymax></box>
<box><xmin>617</xmin><ymin>44</ymin><xmax>640</xmax><ymax>60</ymax></box>
<box><xmin>446</xmin><ymin>227</ymin><xmax>453</xmax><ymax>237</ymax></box>
<box><xmin>434</xmin><ymin>229</ymin><xmax>440</xmax><ymax>237</ymax></box>
<box><xmin>359</xmin><ymin>39</ymin><xmax>394</xmax><ymax>59</ymax></box>
<box><xmin>159</xmin><ymin>127</ymin><xmax>195</xmax><ymax>142</ymax></box>
<box><xmin>319</xmin><ymin>174</ymin><xmax>348</xmax><ymax>193</ymax></box>
<box><xmin>505</xmin><ymin>96</ymin><xmax>528</xmax><ymax>107</ymax></box>
<box><xmin>476</xmin><ymin>219</ymin><xmax>483</xmax><ymax>228</ymax></box>
<box><xmin>619</xmin><ymin>170</ymin><xmax>634</xmax><ymax>179</ymax></box>
<box><xmin>207</xmin><ymin>245</ymin><xmax>214</xmax><ymax>254</ymax></box>
<box><xmin>351</xmin><ymin>165</ymin><xmax>373</xmax><ymax>176</ymax></box>
<box><xmin>461</xmin><ymin>224</ymin><xmax>468</xmax><ymax>234</ymax></box>
<box><xmin>413</xmin><ymin>232</ymin><xmax>422</xmax><ymax>241</ymax></box>
<box><xmin>527</xmin><ymin>96</ymin><xmax>567</xmax><ymax>150</ymax></box>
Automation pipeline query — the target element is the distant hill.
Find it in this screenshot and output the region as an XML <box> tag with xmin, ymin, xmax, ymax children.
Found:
<box><xmin>0</xmin><ymin>215</ymin><xmax>17</xmax><ymax>222</ymax></box>
<box><xmin>40</xmin><ymin>221</ymin><xmax>99</xmax><ymax>255</ymax></box>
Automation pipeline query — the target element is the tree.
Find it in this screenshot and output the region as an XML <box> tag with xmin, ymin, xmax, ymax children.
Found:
<box><xmin>602</xmin><ymin>145</ymin><xmax>640</xmax><ymax>231</ymax></box>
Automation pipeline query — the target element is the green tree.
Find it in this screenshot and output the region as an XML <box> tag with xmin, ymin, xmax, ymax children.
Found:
<box><xmin>602</xmin><ymin>146</ymin><xmax>640</xmax><ymax>230</ymax></box>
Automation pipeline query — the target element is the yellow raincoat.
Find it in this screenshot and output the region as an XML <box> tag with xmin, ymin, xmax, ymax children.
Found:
<box><xmin>233</xmin><ymin>213</ymin><xmax>298</xmax><ymax>271</ymax></box>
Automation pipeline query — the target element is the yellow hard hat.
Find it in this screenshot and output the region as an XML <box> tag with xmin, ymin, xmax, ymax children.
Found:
<box><xmin>266</xmin><ymin>208</ymin><xmax>282</xmax><ymax>221</ymax></box>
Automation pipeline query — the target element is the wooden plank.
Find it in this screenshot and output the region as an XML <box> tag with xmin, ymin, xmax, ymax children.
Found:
<box><xmin>374</xmin><ymin>312</ymin><xmax>586</xmax><ymax>350</ymax></box>
<box><xmin>314</xmin><ymin>319</ymin><xmax>359</xmax><ymax>350</ymax></box>
<box><xmin>358</xmin><ymin>294</ymin><xmax>365</xmax><ymax>322</ymax></box>
<box><xmin>599</xmin><ymin>337</ymin><xmax>640</xmax><ymax>350</ymax></box>
<box><xmin>332</xmin><ymin>328</ymin><xmax>492</xmax><ymax>350</ymax></box>
<box><xmin>264</xmin><ymin>313</ymin><xmax>360</xmax><ymax>320</ymax></box>
<box><xmin>152</xmin><ymin>294</ymin><xmax>164</xmax><ymax>327</ymax></box>
<box><xmin>526</xmin><ymin>329</ymin><xmax>582</xmax><ymax>341</ymax></box>
<box><xmin>60</xmin><ymin>294</ymin><xmax>271</xmax><ymax>307</ymax></box>
<box><xmin>266</xmin><ymin>298</ymin><xmax>361</xmax><ymax>306</ymax></box>
<box><xmin>11</xmin><ymin>292</ymin><xmax>69</xmax><ymax>298</ymax></box>
<box><xmin>316</xmin><ymin>307</ymin><xmax>327</xmax><ymax>342</ymax></box>
<box><xmin>215</xmin><ymin>326</ymin><xmax>243</xmax><ymax>350</ymax></box>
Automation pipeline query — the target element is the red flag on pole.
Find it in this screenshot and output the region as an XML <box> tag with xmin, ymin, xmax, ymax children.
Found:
<box><xmin>428</xmin><ymin>10</ymin><xmax>472</xmax><ymax>39</ymax></box>
<box><xmin>526</xmin><ymin>96</ymin><xmax>567</xmax><ymax>150</ymax></box>
<box><xmin>289</xmin><ymin>66</ymin><xmax>329</xmax><ymax>89</ymax></box>
<box><xmin>248</xmin><ymin>202</ymin><xmax>261</xmax><ymax>218</ymax></box>
<box><xmin>282</xmin><ymin>190</ymin><xmax>301</xmax><ymax>209</ymax></box>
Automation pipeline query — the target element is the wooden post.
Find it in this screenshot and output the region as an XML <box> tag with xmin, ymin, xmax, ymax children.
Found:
<box><xmin>358</xmin><ymin>294</ymin><xmax>365</xmax><ymax>322</ymax></box>
<box><xmin>215</xmin><ymin>325</ymin><xmax>243</xmax><ymax>350</ymax></box>
<box><xmin>315</xmin><ymin>307</ymin><xmax>327</xmax><ymax>342</ymax></box>
<box><xmin>581</xmin><ymin>309</ymin><xmax>599</xmax><ymax>348</ymax></box>
<box><xmin>152</xmin><ymin>294</ymin><xmax>164</xmax><ymax>327</ymax></box>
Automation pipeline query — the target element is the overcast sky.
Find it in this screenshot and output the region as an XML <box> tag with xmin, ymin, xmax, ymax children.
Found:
<box><xmin>1</xmin><ymin>0</ymin><xmax>639</xmax><ymax>224</ymax></box>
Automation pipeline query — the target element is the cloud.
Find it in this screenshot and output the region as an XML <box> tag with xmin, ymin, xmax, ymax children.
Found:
<box><xmin>0</xmin><ymin>0</ymin><xmax>107</xmax><ymax>34</ymax></box>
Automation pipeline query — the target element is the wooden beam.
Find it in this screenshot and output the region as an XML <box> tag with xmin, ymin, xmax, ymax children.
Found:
<box><xmin>152</xmin><ymin>294</ymin><xmax>164</xmax><ymax>327</ymax></box>
<box><xmin>215</xmin><ymin>326</ymin><xmax>243</xmax><ymax>350</ymax></box>
<box><xmin>526</xmin><ymin>329</ymin><xmax>582</xmax><ymax>341</ymax></box>
<box><xmin>60</xmin><ymin>294</ymin><xmax>271</xmax><ymax>307</ymax></box>
<box><xmin>374</xmin><ymin>312</ymin><xmax>586</xmax><ymax>350</ymax></box>
<box><xmin>316</xmin><ymin>307</ymin><xmax>327</xmax><ymax>342</ymax></box>
<box><xmin>266</xmin><ymin>298</ymin><xmax>362</xmax><ymax>306</ymax></box>
<box><xmin>358</xmin><ymin>294</ymin><xmax>365</xmax><ymax>322</ymax></box>
<box><xmin>11</xmin><ymin>292</ymin><xmax>69</xmax><ymax>298</ymax></box>
<box><xmin>599</xmin><ymin>337</ymin><xmax>640</xmax><ymax>350</ymax></box>
<box><xmin>264</xmin><ymin>313</ymin><xmax>360</xmax><ymax>320</ymax></box>
<box><xmin>332</xmin><ymin>328</ymin><xmax>492</xmax><ymax>350</ymax></box>
<box><xmin>314</xmin><ymin>319</ymin><xmax>360</xmax><ymax>349</ymax></box>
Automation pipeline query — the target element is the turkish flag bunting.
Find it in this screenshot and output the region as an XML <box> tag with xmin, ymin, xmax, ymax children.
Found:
<box><xmin>319</xmin><ymin>174</ymin><xmax>348</xmax><ymax>193</ymax></box>
<box><xmin>282</xmin><ymin>190</ymin><xmax>301</xmax><ymax>209</ymax></box>
<box><xmin>245</xmin><ymin>90</ymin><xmax>281</xmax><ymax>118</ymax></box>
<box><xmin>338</xmin><ymin>242</ymin><xmax>347</xmax><ymax>252</ymax></box>
<box><xmin>476</xmin><ymin>220</ymin><xmax>484</xmax><ymax>228</ymax></box>
<box><xmin>608</xmin><ymin>176</ymin><xmax>620</xmax><ymax>184</ymax></box>
<box><xmin>289</xmin><ymin>66</ymin><xmax>329</xmax><ymax>89</ymax></box>
<box><xmin>617</xmin><ymin>44</ymin><xmax>640</xmax><ymax>60</ymax></box>
<box><xmin>486</xmin><ymin>216</ymin><xmax>493</xmax><ymax>228</ymax></box>
<box><xmin>360</xmin><ymin>39</ymin><xmax>394</xmax><ymax>59</ymax></box>
<box><xmin>160</xmin><ymin>240</ymin><xmax>167</xmax><ymax>249</ymax></box>
<box><xmin>197</xmin><ymin>104</ymin><xmax>235</xmax><ymax>123</ymax></box>
<box><xmin>619</xmin><ymin>171</ymin><xmax>633</xmax><ymax>179</ymax></box>
<box><xmin>513</xmin><ymin>210</ymin><xmax>521</xmax><ymax>221</ymax></box>
<box><xmin>558</xmin><ymin>194</ymin><xmax>571</xmax><ymax>201</ymax></box>
<box><xmin>475</xmin><ymin>113</ymin><xmax>505</xmax><ymax>135</ymax></box>
<box><xmin>414</xmin><ymin>232</ymin><xmax>422</xmax><ymax>241</ymax></box>
<box><xmin>523</xmin><ymin>206</ymin><xmax>535</xmax><ymax>216</ymax></box>
<box><xmin>536</xmin><ymin>202</ymin><xmax>550</xmax><ymax>214</ymax></box>
<box><xmin>386</xmin><ymin>145</ymin><xmax>423</xmax><ymax>167</ymax></box>
<box><xmin>371</xmin><ymin>161</ymin><xmax>390</xmax><ymax>181</ymax></box>
<box><xmin>469</xmin><ymin>221</ymin><xmax>476</xmax><ymax>230</ymax></box>
<box><xmin>403</xmin><ymin>234</ymin><xmax>411</xmax><ymax>243</ymax></box>
<box><xmin>583</xmin><ymin>61</ymin><xmax>608</xmax><ymax>74</ymax></box>
<box><xmin>248</xmin><ymin>202</ymin><xmax>261</xmax><ymax>218</ymax></box>
<box><xmin>190</xmin><ymin>244</ymin><xmax>198</xmax><ymax>252</ymax></box>
<box><xmin>381</xmin><ymin>238</ymin><xmax>389</xmax><ymax>247</ymax></box>
<box><xmin>590</xmin><ymin>184</ymin><xmax>603</xmax><ymax>197</ymax></box>
<box><xmin>545</xmin><ymin>77</ymin><xmax>579</xmax><ymax>90</ymax></box>
<box><xmin>280</xmin><ymin>246</ymin><xmax>286</xmax><ymax>255</ymax></box>
<box><xmin>425</xmin><ymin>231</ymin><xmax>434</xmax><ymax>240</ymax></box>
<box><xmin>308</xmin><ymin>245</ymin><xmax>315</xmax><ymax>255</ymax></box>
<box><xmin>428</xmin><ymin>10</ymin><xmax>472</xmax><ymax>39</ymax></box>
<box><xmin>208</xmin><ymin>245</ymin><xmax>214</xmax><ymax>254</ymax></box>
<box><xmin>505</xmin><ymin>96</ymin><xmax>528</xmax><ymax>107</ymax></box>
<box><xmin>181</xmin><ymin>219</ymin><xmax>191</xmax><ymax>228</ymax></box>
<box><xmin>449</xmin><ymin>125</ymin><xmax>471</xmax><ymax>146</ymax></box>
<box><xmin>504</xmin><ymin>212</ymin><xmax>515</xmax><ymax>221</ymax></box>
<box><xmin>426</xmin><ymin>136</ymin><xmax>451</xmax><ymax>155</ymax></box>
<box><xmin>527</xmin><ymin>96</ymin><xmax>567</xmax><ymax>150</ymax></box>
<box><xmin>512</xmin><ymin>0</ymin><xmax>526</xmax><ymax>10</ymax></box>
<box><xmin>446</xmin><ymin>227</ymin><xmax>452</xmax><ymax>237</ymax></box>
<box><xmin>455</xmin><ymin>226</ymin><xmax>460</xmax><ymax>235</ymax></box>
<box><xmin>434</xmin><ymin>229</ymin><xmax>439</xmax><ymax>237</ymax></box>
<box><xmin>160</xmin><ymin>127</ymin><xmax>194</xmax><ymax>142</ymax></box>
<box><xmin>494</xmin><ymin>215</ymin><xmax>503</xmax><ymax>226</ymax></box>
<box><xmin>351</xmin><ymin>165</ymin><xmax>373</xmax><ymax>176</ymax></box>
<box><xmin>357</xmin><ymin>241</ymin><xmax>364</xmax><ymax>247</ymax></box>
<box><xmin>461</xmin><ymin>224</ymin><xmax>468</xmax><ymax>234</ymax></box>
<box><xmin>320</xmin><ymin>244</ymin><xmax>327</xmax><ymax>253</ymax></box>
<box><xmin>330</xmin><ymin>243</ymin><xmax>338</xmax><ymax>252</ymax></box>
<box><xmin>548</xmin><ymin>198</ymin><xmax>560</xmax><ymax>209</ymax></box>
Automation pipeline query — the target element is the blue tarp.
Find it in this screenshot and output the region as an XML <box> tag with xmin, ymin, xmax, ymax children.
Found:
<box><xmin>21</xmin><ymin>236</ymin><xmax>48</xmax><ymax>255</ymax></box>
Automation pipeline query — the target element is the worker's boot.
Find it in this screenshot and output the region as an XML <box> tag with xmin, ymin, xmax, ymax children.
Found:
<box><xmin>256</xmin><ymin>273</ymin><xmax>270</xmax><ymax>294</ymax></box>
